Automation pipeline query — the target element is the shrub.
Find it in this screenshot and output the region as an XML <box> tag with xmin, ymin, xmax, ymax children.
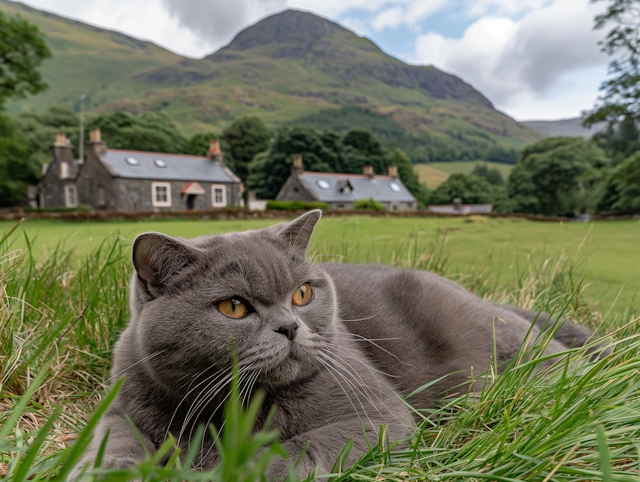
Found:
<box><xmin>266</xmin><ymin>200</ymin><xmax>328</xmax><ymax>211</ymax></box>
<box><xmin>353</xmin><ymin>198</ymin><xmax>386</xmax><ymax>211</ymax></box>
<box><xmin>25</xmin><ymin>204</ymin><xmax>93</xmax><ymax>213</ymax></box>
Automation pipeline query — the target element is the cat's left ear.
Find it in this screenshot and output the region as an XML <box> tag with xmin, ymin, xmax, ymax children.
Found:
<box><xmin>276</xmin><ymin>209</ymin><xmax>322</xmax><ymax>257</ymax></box>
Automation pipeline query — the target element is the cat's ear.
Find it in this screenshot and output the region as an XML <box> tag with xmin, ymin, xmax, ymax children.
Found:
<box><xmin>132</xmin><ymin>232</ymin><xmax>198</xmax><ymax>298</ymax></box>
<box><xmin>276</xmin><ymin>209</ymin><xmax>322</xmax><ymax>257</ymax></box>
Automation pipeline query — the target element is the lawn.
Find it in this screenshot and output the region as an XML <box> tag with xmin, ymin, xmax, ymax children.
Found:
<box><xmin>414</xmin><ymin>160</ymin><xmax>515</xmax><ymax>189</ymax></box>
<box><xmin>1</xmin><ymin>215</ymin><xmax>638</xmax><ymax>307</ymax></box>
<box><xmin>2</xmin><ymin>214</ymin><xmax>640</xmax><ymax>481</ymax></box>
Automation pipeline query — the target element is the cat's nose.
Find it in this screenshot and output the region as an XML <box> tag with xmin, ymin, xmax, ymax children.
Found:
<box><xmin>275</xmin><ymin>323</ymin><xmax>299</xmax><ymax>341</ymax></box>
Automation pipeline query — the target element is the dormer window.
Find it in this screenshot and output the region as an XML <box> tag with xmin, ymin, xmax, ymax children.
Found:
<box><xmin>60</xmin><ymin>162</ymin><xmax>69</xmax><ymax>179</ymax></box>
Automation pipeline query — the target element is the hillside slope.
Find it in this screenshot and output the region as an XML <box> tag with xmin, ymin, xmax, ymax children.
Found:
<box><xmin>3</xmin><ymin>2</ymin><xmax>543</xmax><ymax>151</ymax></box>
<box><xmin>522</xmin><ymin>118</ymin><xmax>607</xmax><ymax>139</ymax></box>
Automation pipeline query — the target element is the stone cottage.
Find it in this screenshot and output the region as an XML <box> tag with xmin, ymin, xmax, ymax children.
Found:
<box><xmin>276</xmin><ymin>156</ymin><xmax>417</xmax><ymax>210</ymax></box>
<box><xmin>41</xmin><ymin>128</ymin><xmax>243</xmax><ymax>211</ymax></box>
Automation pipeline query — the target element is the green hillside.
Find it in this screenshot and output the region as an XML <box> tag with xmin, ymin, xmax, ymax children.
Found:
<box><xmin>2</xmin><ymin>2</ymin><xmax>544</xmax><ymax>153</ymax></box>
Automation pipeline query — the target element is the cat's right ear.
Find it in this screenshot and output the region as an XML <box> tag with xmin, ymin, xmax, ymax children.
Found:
<box><xmin>132</xmin><ymin>232</ymin><xmax>198</xmax><ymax>298</ymax></box>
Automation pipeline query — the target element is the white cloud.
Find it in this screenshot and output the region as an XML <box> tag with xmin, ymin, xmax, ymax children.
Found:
<box><xmin>413</xmin><ymin>0</ymin><xmax>608</xmax><ymax>118</ymax></box>
<box><xmin>160</xmin><ymin>0</ymin><xmax>286</xmax><ymax>54</ymax></box>
<box><xmin>370</xmin><ymin>0</ymin><xmax>447</xmax><ymax>31</ymax></box>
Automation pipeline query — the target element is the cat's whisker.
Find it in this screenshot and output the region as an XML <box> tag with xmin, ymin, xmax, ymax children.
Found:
<box><xmin>323</xmin><ymin>331</ymin><xmax>414</xmax><ymax>366</ymax></box>
<box><xmin>83</xmin><ymin>350</ymin><xmax>167</xmax><ymax>409</ymax></box>
<box><xmin>314</xmin><ymin>358</ymin><xmax>373</xmax><ymax>428</ymax></box>
<box><xmin>179</xmin><ymin>367</ymin><xmax>241</xmax><ymax>446</ymax></box>
<box><xmin>317</xmin><ymin>351</ymin><xmax>388</xmax><ymax>418</ymax></box>
<box><xmin>336</xmin><ymin>315</ymin><xmax>378</xmax><ymax>323</ymax></box>
<box><xmin>167</xmin><ymin>366</ymin><xmax>232</xmax><ymax>442</ymax></box>
<box><xmin>319</xmin><ymin>348</ymin><xmax>409</xmax><ymax>428</ymax></box>
<box><xmin>197</xmin><ymin>365</ymin><xmax>256</xmax><ymax>465</ymax></box>
<box><xmin>315</xmin><ymin>357</ymin><xmax>378</xmax><ymax>433</ymax></box>
<box><xmin>321</xmin><ymin>340</ymin><xmax>400</xmax><ymax>379</ymax></box>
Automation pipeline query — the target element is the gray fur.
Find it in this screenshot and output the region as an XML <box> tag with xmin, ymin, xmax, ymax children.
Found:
<box><xmin>71</xmin><ymin>210</ymin><xmax>600</xmax><ymax>480</ymax></box>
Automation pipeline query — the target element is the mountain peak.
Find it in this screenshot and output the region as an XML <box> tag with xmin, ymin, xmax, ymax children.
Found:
<box><xmin>222</xmin><ymin>10</ymin><xmax>348</xmax><ymax>54</ymax></box>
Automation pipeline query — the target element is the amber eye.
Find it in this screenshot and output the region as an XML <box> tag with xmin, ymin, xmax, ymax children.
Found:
<box><xmin>218</xmin><ymin>298</ymin><xmax>248</xmax><ymax>318</ymax></box>
<box><xmin>292</xmin><ymin>283</ymin><xmax>313</xmax><ymax>306</ymax></box>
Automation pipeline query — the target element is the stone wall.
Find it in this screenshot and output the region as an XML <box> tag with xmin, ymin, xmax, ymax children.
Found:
<box><xmin>41</xmin><ymin>145</ymin><xmax>75</xmax><ymax>208</ymax></box>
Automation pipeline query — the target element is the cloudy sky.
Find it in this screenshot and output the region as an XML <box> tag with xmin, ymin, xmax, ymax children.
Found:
<box><xmin>16</xmin><ymin>0</ymin><xmax>609</xmax><ymax>121</ymax></box>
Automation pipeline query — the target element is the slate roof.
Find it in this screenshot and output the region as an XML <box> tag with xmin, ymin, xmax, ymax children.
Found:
<box><xmin>299</xmin><ymin>172</ymin><xmax>416</xmax><ymax>203</ymax></box>
<box><xmin>101</xmin><ymin>149</ymin><xmax>239</xmax><ymax>183</ymax></box>
<box><xmin>428</xmin><ymin>204</ymin><xmax>493</xmax><ymax>214</ymax></box>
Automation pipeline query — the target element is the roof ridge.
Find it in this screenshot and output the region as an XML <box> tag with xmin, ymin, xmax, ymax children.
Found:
<box><xmin>107</xmin><ymin>148</ymin><xmax>209</xmax><ymax>160</ymax></box>
<box><xmin>303</xmin><ymin>171</ymin><xmax>394</xmax><ymax>180</ymax></box>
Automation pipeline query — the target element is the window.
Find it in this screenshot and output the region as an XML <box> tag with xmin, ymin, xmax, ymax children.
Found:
<box><xmin>60</xmin><ymin>162</ymin><xmax>69</xmax><ymax>179</ymax></box>
<box><xmin>317</xmin><ymin>179</ymin><xmax>331</xmax><ymax>190</ymax></box>
<box><xmin>211</xmin><ymin>184</ymin><xmax>227</xmax><ymax>207</ymax></box>
<box><xmin>65</xmin><ymin>185</ymin><xmax>77</xmax><ymax>208</ymax></box>
<box><xmin>154</xmin><ymin>159</ymin><xmax>166</xmax><ymax>168</ymax></box>
<box><xmin>389</xmin><ymin>182</ymin><xmax>401</xmax><ymax>192</ymax></box>
<box><xmin>152</xmin><ymin>182</ymin><xmax>172</xmax><ymax>207</ymax></box>
<box><xmin>126</xmin><ymin>157</ymin><xmax>139</xmax><ymax>166</ymax></box>
<box><xmin>97</xmin><ymin>186</ymin><xmax>106</xmax><ymax>207</ymax></box>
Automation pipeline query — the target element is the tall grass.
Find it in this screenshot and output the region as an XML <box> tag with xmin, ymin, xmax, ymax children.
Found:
<box><xmin>1</xmin><ymin>220</ymin><xmax>639</xmax><ymax>481</ymax></box>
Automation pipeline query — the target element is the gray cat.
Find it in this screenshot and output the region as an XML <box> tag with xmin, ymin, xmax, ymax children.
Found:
<box><xmin>70</xmin><ymin>210</ymin><xmax>598</xmax><ymax>480</ymax></box>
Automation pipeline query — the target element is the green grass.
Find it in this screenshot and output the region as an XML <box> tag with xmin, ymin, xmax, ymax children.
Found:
<box><xmin>414</xmin><ymin>161</ymin><xmax>515</xmax><ymax>189</ymax></box>
<box><xmin>1</xmin><ymin>215</ymin><xmax>640</xmax><ymax>481</ymax></box>
<box><xmin>429</xmin><ymin>161</ymin><xmax>515</xmax><ymax>177</ymax></box>
<box><xmin>1</xmin><ymin>216</ymin><xmax>638</xmax><ymax>307</ymax></box>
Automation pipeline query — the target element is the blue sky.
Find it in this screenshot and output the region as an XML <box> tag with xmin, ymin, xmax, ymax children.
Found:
<box><xmin>17</xmin><ymin>0</ymin><xmax>610</xmax><ymax>121</ymax></box>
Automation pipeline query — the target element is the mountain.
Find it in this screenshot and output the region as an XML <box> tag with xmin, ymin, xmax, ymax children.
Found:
<box><xmin>3</xmin><ymin>1</ymin><xmax>544</xmax><ymax>153</ymax></box>
<box><xmin>522</xmin><ymin>118</ymin><xmax>607</xmax><ymax>139</ymax></box>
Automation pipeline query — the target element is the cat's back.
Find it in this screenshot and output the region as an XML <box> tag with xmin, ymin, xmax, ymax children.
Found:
<box><xmin>319</xmin><ymin>263</ymin><xmax>498</xmax><ymax>403</ymax></box>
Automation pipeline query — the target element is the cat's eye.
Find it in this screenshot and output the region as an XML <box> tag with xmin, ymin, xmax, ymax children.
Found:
<box><xmin>218</xmin><ymin>298</ymin><xmax>248</xmax><ymax>318</ymax></box>
<box><xmin>292</xmin><ymin>283</ymin><xmax>313</xmax><ymax>306</ymax></box>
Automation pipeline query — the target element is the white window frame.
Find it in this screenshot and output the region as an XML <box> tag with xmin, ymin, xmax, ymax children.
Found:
<box><xmin>60</xmin><ymin>162</ymin><xmax>69</xmax><ymax>179</ymax></box>
<box><xmin>65</xmin><ymin>185</ymin><xmax>78</xmax><ymax>208</ymax></box>
<box><xmin>211</xmin><ymin>184</ymin><xmax>227</xmax><ymax>208</ymax></box>
<box><xmin>152</xmin><ymin>182</ymin><xmax>172</xmax><ymax>208</ymax></box>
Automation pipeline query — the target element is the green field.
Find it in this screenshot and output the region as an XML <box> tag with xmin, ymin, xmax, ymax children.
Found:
<box><xmin>428</xmin><ymin>160</ymin><xmax>515</xmax><ymax>177</ymax></box>
<box><xmin>414</xmin><ymin>161</ymin><xmax>515</xmax><ymax>189</ymax></box>
<box><xmin>2</xmin><ymin>215</ymin><xmax>638</xmax><ymax>308</ymax></box>
<box><xmin>2</xmin><ymin>215</ymin><xmax>640</xmax><ymax>481</ymax></box>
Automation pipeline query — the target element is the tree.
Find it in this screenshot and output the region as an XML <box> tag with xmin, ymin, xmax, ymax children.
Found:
<box><xmin>471</xmin><ymin>163</ymin><xmax>504</xmax><ymax>185</ymax></box>
<box><xmin>246</xmin><ymin>127</ymin><xmax>336</xmax><ymax>199</ymax></box>
<box><xmin>0</xmin><ymin>11</ymin><xmax>51</xmax><ymax>105</ymax></box>
<box><xmin>430</xmin><ymin>173</ymin><xmax>493</xmax><ymax>205</ymax></box>
<box><xmin>0</xmin><ymin>112</ymin><xmax>30</xmax><ymax>206</ymax></box>
<box><xmin>342</xmin><ymin>129</ymin><xmax>387</xmax><ymax>174</ymax></box>
<box><xmin>583</xmin><ymin>0</ymin><xmax>640</xmax><ymax>127</ymax></box>
<box><xmin>222</xmin><ymin>116</ymin><xmax>271</xmax><ymax>182</ymax></box>
<box><xmin>87</xmin><ymin>111</ymin><xmax>186</xmax><ymax>153</ymax></box>
<box><xmin>387</xmin><ymin>149</ymin><xmax>431</xmax><ymax>208</ymax></box>
<box><xmin>507</xmin><ymin>137</ymin><xmax>608</xmax><ymax>215</ymax></box>
<box><xmin>598</xmin><ymin>151</ymin><xmax>640</xmax><ymax>211</ymax></box>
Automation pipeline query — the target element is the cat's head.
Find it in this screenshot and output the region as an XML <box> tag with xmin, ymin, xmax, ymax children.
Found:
<box><xmin>126</xmin><ymin>210</ymin><xmax>335</xmax><ymax>393</ymax></box>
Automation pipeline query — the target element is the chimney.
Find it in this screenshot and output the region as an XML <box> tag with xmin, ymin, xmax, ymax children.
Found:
<box><xmin>388</xmin><ymin>165</ymin><xmax>398</xmax><ymax>178</ymax></box>
<box><xmin>453</xmin><ymin>198</ymin><xmax>462</xmax><ymax>211</ymax></box>
<box><xmin>291</xmin><ymin>155</ymin><xmax>304</xmax><ymax>176</ymax></box>
<box><xmin>89</xmin><ymin>127</ymin><xmax>101</xmax><ymax>143</ymax></box>
<box><xmin>87</xmin><ymin>126</ymin><xmax>107</xmax><ymax>156</ymax></box>
<box><xmin>363</xmin><ymin>165</ymin><xmax>374</xmax><ymax>179</ymax></box>
<box><xmin>54</xmin><ymin>132</ymin><xmax>68</xmax><ymax>147</ymax></box>
<box><xmin>208</xmin><ymin>139</ymin><xmax>224</xmax><ymax>162</ymax></box>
